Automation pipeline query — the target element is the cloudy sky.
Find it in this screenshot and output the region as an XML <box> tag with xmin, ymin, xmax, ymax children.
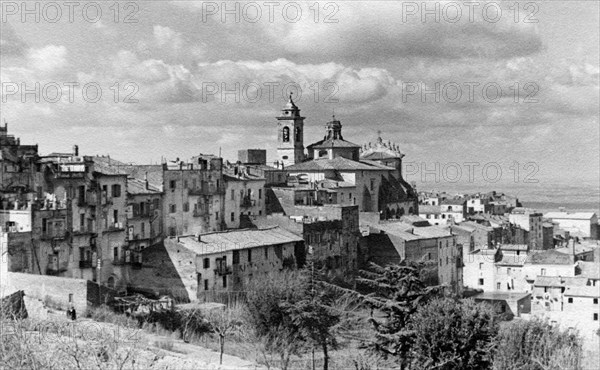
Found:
<box><xmin>1</xmin><ymin>1</ymin><xmax>598</xmax><ymax>194</ymax></box>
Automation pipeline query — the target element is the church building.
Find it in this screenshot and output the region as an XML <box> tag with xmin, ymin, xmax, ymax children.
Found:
<box><xmin>273</xmin><ymin>95</ymin><xmax>418</xmax><ymax>218</ymax></box>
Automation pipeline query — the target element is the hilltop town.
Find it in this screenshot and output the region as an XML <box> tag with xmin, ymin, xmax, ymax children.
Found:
<box><xmin>2</xmin><ymin>97</ymin><xmax>599</xmax><ymax>368</ymax></box>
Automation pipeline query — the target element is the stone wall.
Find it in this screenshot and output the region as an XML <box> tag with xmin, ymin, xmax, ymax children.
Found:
<box><xmin>4</xmin><ymin>272</ymin><xmax>88</xmax><ymax>314</ymax></box>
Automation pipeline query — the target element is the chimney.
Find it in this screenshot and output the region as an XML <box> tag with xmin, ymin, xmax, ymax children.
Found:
<box><xmin>73</xmin><ymin>145</ymin><xmax>79</xmax><ymax>156</ymax></box>
<box><xmin>144</xmin><ymin>172</ymin><xmax>149</xmax><ymax>190</ymax></box>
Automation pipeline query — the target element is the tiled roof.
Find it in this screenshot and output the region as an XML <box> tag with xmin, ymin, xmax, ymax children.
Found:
<box><xmin>307</xmin><ymin>138</ymin><xmax>361</xmax><ymax>149</ymax></box>
<box><xmin>525</xmin><ymin>250</ymin><xmax>575</xmax><ymax>265</ymax></box>
<box><xmin>127</xmin><ymin>178</ymin><xmax>161</xmax><ymax>195</ymax></box>
<box><xmin>497</xmin><ymin>253</ymin><xmax>528</xmax><ymax>266</ymax></box>
<box><xmin>544</xmin><ymin>212</ymin><xmax>597</xmax><ymax>220</ymax></box>
<box><xmin>577</xmin><ymin>261</ymin><xmax>600</xmax><ymax>279</ymax></box>
<box><xmin>91</xmin><ymin>156</ymin><xmax>129</xmax><ymax>175</ymax></box>
<box><xmin>533</xmin><ymin>276</ymin><xmax>564</xmax><ymax>287</ymax></box>
<box><xmin>564</xmin><ymin>285</ymin><xmax>600</xmax><ymax>298</ymax></box>
<box><xmin>286</xmin><ymin>157</ymin><xmax>395</xmax><ymax>172</ymax></box>
<box><xmin>473</xmin><ymin>291</ymin><xmax>530</xmax><ymax>301</ymax></box>
<box><xmin>441</xmin><ymin>198</ymin><xmax>466</xmax><ymax>206</ymax></box>
<box><xmin>500</xmin><ymin>244</ymin><xmax>528</xmax><ymax>252</ymax></box>
<box><xmin>177</xmin><ymin>227</ymin><xmax>304</xmax><ymax>255</ymax></box>
<box><xmin>555</xmin><ymin>244</ymin><xmax>597</xmax><ymax>256</ymax></box>
<box><xmin>418</xmin><ymin>205</ymin><xmax>441</xmax><ymax>214</ymax></box>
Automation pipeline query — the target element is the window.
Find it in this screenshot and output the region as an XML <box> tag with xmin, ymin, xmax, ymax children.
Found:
<box><xmin>113</xmin><ymin>210</ymin><xmax>118</xmax><ymax>224</ymax></box>
<box><xmin>183</xmin><ymin>203</ymin><xmax>189</xmax><ymax>212</ymax></box>
<box><xmin>282</xmin><ymin>126</ymin><xmax>290</xmax><ymax>142</ymax></box>
<box><xmin>265</xmin><ymin>247</ymin><xmax>269</xmax><ymax>259</ymax></box>
<box><xmin>370</xmin><ymin>179</ymin><xmax>375</xmax><ymax>191</ymax></box>
<box><xmin>204</xmin><ymin>279</ymin><xmax>209</xmax><ymax>291</ymax></box>
<box><xmin>112</xmin><ymin>184</ymin><xmax>121</xmax><ymax>198</ymax></box>
<box><xmin>248</xmin><ymin>249</ymin><xmax>252</xmax><ymax>263</ymax></box>
<box><xmin>170</xmin><ymin>180</ymin><xmax>176</xmax><ymax>189</ymax></box>
<box><xmin>231</xmin><ymin>212</ymin><xmax>235</xmax><ymax>222</ymax></box>
<box><xmin>80</xmin><ymin>214</ymin><xmax>85</xmax><ymax>228</ymax></box>
<box><xmin>541</xmin><ymin>268</ymin><xmax>546</xmax><ymax>276</ymax></box>
<box><xmin>170</xmin><ymin>204</ymin><xmax>176</xmax><ymax>213</ymax></box>
<box><xmin>222</xmin><ymin>276</ymin><xmax>227</xmax><ymax>288</ymax></box>
<box><xmin>141</xmin><ymin>222</ymin><xmax>145</xmax><ymax>236</ymax></box>
<box><xmin>568</xmin><ymin>297</ymin><xmax>573</xmax><ymax>303</ymax></box>
<box><xmin>507</xmin><ymin>268</ymin><xmax>512</xmax><ymax>275</ymax></box>
<box><xmin>479</xmin><ymin>278</ymin><xmax>484</xmax><ymax>286</ymax></box>
<box><xmin>231</xmin><ymin>190</ymin><xmax>235</xmax><ymax>200</ymax></box>
<box><xmin>258</xmin><ymin>189</ymin><xmax>262</xmax><ymax>199</ymax></box>
<box><xmin>497</xmin><ymin>283</ymin><xmax>501</xmax><ymax>290</ymax></box>
<box><xmin>203</xmin><ymin>258</ymin><xmax>210</xmax><ymax>269</ymax></box>
<box><xmin>594</xmin><ymin>298</ymin><xmax>598</xmax><ymax>304</ymax></box>
<box><xmin>479</xmin><ymin>263</ymin><xmax>483</xmax><ymax>270</ymax></box>
<box><xmin>215</xmin><ymin>211</ymin><xmax>219</xmax><ymax>220</ymax></box>
<box><xmin>232</xmin><ymin>250</ymin><xmax>240</xmax><ymax>264</ymax></box>
<box><xmin>594</xmin><ymin>313</ymin><xmax>598</xmax><ymax>321</ymax></box>
<box><xmin>169</xmin><ymin>227</ymin><xmax>176</xmax><ymax>236</ymax></box>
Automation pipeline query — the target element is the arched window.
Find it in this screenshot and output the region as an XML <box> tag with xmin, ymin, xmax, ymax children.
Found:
<box><xmin>408</xmin><ymin>207</ymin><xmax>414</xmax><ymax>215</ymax></box>
<box><xmin>282</xmin><ymin>127</ymin><xmax>290</xmax><ymax>142</ymax></box>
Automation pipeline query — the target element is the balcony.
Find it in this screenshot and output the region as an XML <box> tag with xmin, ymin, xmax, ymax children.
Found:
<box><xmin>240</xmin><ymin>196</ymin><xmax>256</xmax><ymax>208</ymax></box>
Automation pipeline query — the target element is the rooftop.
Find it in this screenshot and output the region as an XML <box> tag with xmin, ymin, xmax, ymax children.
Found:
<box><xmin>419</xmin><ymin>205</ymin><xmax>441</xmax><ymax>214</ymax></box>
<box><xmin>285</xmin><ymin>157</ymin><xmax>395</xmax><ymax>172</ymax></box>
<box><xmin>577</xmin><ymin>261</ymin><xmax>600</xmax><ymax>279</ymax></box>
<box><xmin>473</xmin><ymin>291</ymin><xmax>530</xmax><ymax>301</ymax></box>
<box><xmin>525</xmin><ymin>249</ymin><xmax>575</xmax><ymax>265</ymax></box>
<box><xmin>544</xmin><ymin>212</ymin><xmax>597</xmax><ymax>220</ymax></box>
<box><xmin>307</xmin><ymin>138</ymin><xmax>361</xmax><ymax>149</ymax></box>
<box><xmin>176</xmin><ymin>227</ymin><xmax>304</xmax><ymax>255</ymax></box>
<box><xmin>127</xmin><ymin>177</ymin><xmax>161</xmax><ymax>195</ymax></box>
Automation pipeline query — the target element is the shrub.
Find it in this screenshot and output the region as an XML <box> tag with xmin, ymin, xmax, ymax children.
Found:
<box><xmin>492</xmin><ymin>318</ymin><xmax>582</xmax><ymax>370</ymax></box>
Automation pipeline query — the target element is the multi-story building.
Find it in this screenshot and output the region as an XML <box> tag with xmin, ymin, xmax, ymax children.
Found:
<box><xmin>125</xmin><ymin>176</ymin><xmax>163</xmax><ymax>256</ymax></box>
<box><xmin>273</xmin><ymin>98</ymin><xmax>418</xmax><ymax>217</ymax></box>
<box><xmin>223</xmin><ymin>165</ymin><xmax>266</xmax><ymax>229</ymax></box>
<box><xmin>451</xmin><ymin>221</ymin><xmax>495</xmax><ymax>252</ymax></box>
<box><xmin>361</xmin><ymin>221</ymin><xmax>461</xmax><ymax>292</ymax></box>
<box><xmin>162</xmin><ymin>155</ymin><xmax>225</xmax><ymax>236</ymax></box>
<box><xmin>253</xmin><ymin>204</ymin><xmax>360</xmax><ymax>272</ymax></box>
<box><xmin>440</xmin><ymin>198</ymin><xmax>466</xmax><ymax>223</ymax></box>
<box><xmin>508</xmin><ymin>208</ymin><xmax>544</xmax><ymax>250</ymax></box>
<box><xmin>544</xmin><ymin>211</ymin><xmax>598</xmax><ymax>239</ymax></box>
<box><xmin>157</xmin><ymin>227</ymin><xmax>304</xmax><ymax>301</ymax></box>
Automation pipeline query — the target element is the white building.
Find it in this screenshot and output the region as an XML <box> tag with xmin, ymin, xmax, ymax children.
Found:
<box><xmin>544</xmin><ymin>212</ymin><xmax>598</xmax><ymax>239</ymax></box>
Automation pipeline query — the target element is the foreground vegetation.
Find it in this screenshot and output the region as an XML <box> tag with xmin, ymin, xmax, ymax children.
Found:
<box><xmin>1</xmin><ymin>260</ymin><xmax>591</xmax><ymax>369</ymax></box>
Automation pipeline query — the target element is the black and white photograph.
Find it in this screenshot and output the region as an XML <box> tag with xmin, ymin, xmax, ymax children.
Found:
<box><xmin>1</xmin><ymin>1</ymin><xmax>599</xmax><ymax>368</ymax></box>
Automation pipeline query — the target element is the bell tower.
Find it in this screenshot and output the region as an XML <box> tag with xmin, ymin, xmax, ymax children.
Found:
<box><xmin>277</xmin><ymin>93</ymin><xmax>305</xmax><ymax>167</ymax></box>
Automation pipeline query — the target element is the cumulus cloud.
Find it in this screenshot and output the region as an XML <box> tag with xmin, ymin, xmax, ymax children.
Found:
<box><xmin>27</xmin><ymin>45</ymin><xmax>68</xmax><ymax>73</ymax></box>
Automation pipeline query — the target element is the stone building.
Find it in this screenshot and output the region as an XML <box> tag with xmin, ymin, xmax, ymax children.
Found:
<box><xmin>271</xmin><ymin>98</ymin><xmax>417</xmax><ymax>218</ymax></box>
<box><xmin>125</xmin><ymin>176</ymin><xmax>163</xmax><ymax>257</ymax></box>
<box><xmin>361</xmin><ymin>221</ymin><xmax>462</xmax><ymax>292</ymax></box>
<box><xmin>252</xmin><ymin>204</ymin><xmax>361</xmax><ymax>272</ymax></box>
<box><xmin>151</xmin><ymin>227</ymin><xmax>304</xmax><ymax>302</ymax></box>
<box><xmin>544</xmin><ymin>211</ymin><xmax>598</xmax><ymax>239</ymax></box>
<box><xmin>162</xmin><ymin>155</ymin><xmax>225</xmax><ymax>236</ymax></box>
<box><xmin>223</xmin><ymin>164</ymin><xmax>266</xmax><ymax>229</ymax></box>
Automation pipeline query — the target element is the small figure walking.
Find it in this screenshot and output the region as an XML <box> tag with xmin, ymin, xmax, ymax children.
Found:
<box><xmin>67</xmin><ymin>306</ymin><xmax>77</xmax><ymax>321</ymax></box>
